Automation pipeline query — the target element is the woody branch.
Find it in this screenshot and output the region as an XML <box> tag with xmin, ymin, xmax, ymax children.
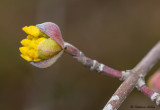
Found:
<box><xmin>64</xmin><ymin>42</ymin><xmax>123</xmax><ymax>79</ymax></box>
<box><xmin>103</xmin><ymin>41</ymin><xmax>160</xmax><ymax>110</ymax></box>
<box><xmin>64</xmin><ymin>41</ymin><xmax>160</xmax><ymax>110</ymax></box>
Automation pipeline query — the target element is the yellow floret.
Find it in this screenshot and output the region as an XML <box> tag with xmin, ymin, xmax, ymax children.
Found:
<box><xmin>33</xmin><ymin>58</ymin><xmax>41</xmax><ymax>62</ymax></box>
<box><xmin>21</xmin><ymin>39</ymin><xmax>31</xmax><ymax>46</ymax></box>
<box><xmin>22</xmin><ymin>26</ymin><xmax>40</xmax><ymax>37</ymax></box>
<box><xmin>21</xmin><ymin>54</ymin><xmax>32</xmax><ymax>62</ymax></box>
<box><xmin>20</xmin><ymin>36</ymin><xmax>46</xmax><ymax>62</ymax></box>
<box><xmin>36</xmin><ymin>37</ymin><xmax>46</xmax><ymax>44</ymax></box>
<box><xmin>27</xmin><ymin>35</ymin><xmax>34</xmax><ymax>39</ymax></box>
<box><xmin>28</xmin><ymin>49</ymin><xmax>38</xmax><ymax>59</ymax></box>
<box><xmin>28</xmin><ymin>40</ymin><xmax>37</xmax><ymax>49</ymax></box>
<box><xmin>19</xmin><ymin>47</ymin><xmax>29</xmax><ymax>55</ymax></box>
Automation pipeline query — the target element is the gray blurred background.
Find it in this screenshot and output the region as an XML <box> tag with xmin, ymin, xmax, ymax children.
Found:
<box><xmin>0</xmin><ymin>0</ymin><xmax>160</xmax><ymax>110</ymax></box>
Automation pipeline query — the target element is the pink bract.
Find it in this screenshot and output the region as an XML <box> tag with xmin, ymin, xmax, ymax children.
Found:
<box><xmin>36</xmin><ymin>22</ymin><xmax>64</xmax><ymax>48</ymax></box>
<box><xmin>31</xmin><ymin>50</ymin><xmax>64</xmax><ymax>68</ymax></box>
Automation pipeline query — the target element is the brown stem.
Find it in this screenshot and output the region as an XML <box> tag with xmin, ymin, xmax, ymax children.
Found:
<box><xmin>103</xmin><ymin>71</ymin><xmax>139</xmax><ymax>110</ymax></box>
<box><xmin>140</xmin><ymin>85</ymin><xmax>160</xmax><ymax>106</ymax></box>
<box><xmin>103</xmin><ymin>41</ymin><xmax>160</xmax><ymax>110</ymax></box>
<box><xmin>133</xmin><ymin>42</ymin><xmax>160</xmax><ymax>76</ymax></box>
<box><xmin>64</xmin><ymin>42</ymin><xmax>122</xmax><ymax>79</ymax></box>
<box><xmin>140</xmin><ymin>85</ymin><xmax>154</xmax><ymax>98</ymax></box>
<box><xmin>64</xmin><ymin>41</ymin><xmax>160</xmax><ymax>109</ymax></box>
<box><xmin>136</xmin><ymin>79</ymin><xmax>160</xmax><ymax>106</ymax></box>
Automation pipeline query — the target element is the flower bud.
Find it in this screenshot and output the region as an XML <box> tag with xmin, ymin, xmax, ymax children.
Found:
<box><xmin>148</xmin><ymin>70</ymin><xmax>160</xmax><ymax>92</ymax></box>
<box><xmin>37</xmin><ymin>38</ymin><xmax>62</xmax><ymax>60</ymax></box>
<box><xmin>19</xmin><ymin>22</ymin><xmax>64</xmax><ymax>68</ymax></box>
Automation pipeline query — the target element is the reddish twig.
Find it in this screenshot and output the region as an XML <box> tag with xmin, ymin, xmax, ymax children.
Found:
<box><xmin>64</xmin><ymin>42</ymin><xmax>122</xmax><ymax>79</ymax></box>
<box><xmin>136</xmin><ymin>78</ymin><xmax>160</xmax><ymax>106</ymax></box>
<box><xmin>63</xmin><ymin>41</ymin><xmax>160</xmax><ymax>110</ymax></box>
<box><xmin>140</xmin><ymin>85</ymin><xmax>160</xmax><ymax>105</ymax></box>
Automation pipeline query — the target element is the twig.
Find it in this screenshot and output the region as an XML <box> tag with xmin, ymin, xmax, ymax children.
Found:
<box><xmin>136</xmin><ymin>78</ymin><xmax>160</xmax><ymax>106</ymax></box>
<box><xmin>103</xmin><ymin>71</ymin><xmax>139</xmax><ymax>110</ymax></box>
<box><xmin>64</xmin><ymin>42</ymin><xmax>122</xmax><ymax>79</ymax></box>
<box><xmin>140</xmin><ymin>86</ymin><xmax>160</xmax><ymax>106</ymax></box>
<box><xmin>64</xmin><ymin>41</ymin><xmax>160</xmax><ymax>109</ymax></box>
<box><xmin>103</xmin><ymin>41</ymin><xmax>160</xmax><ymax>110</ymax></box>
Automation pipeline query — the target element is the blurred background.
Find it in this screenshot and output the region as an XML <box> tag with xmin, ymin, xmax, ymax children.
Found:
<box><xmin>0</xmin><ymin>0</ymin><xmax>160</xmax><ymax>110</ymax></box>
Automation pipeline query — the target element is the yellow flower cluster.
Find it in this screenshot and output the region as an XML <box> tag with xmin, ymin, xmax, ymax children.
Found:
<box><xmin>19</xmin><ymin>26</ymin><xmax>46</xmax><ymax>62</ymax></box>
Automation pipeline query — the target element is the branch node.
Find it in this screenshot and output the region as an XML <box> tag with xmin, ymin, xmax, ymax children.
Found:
<box><xmin>90</xmin><ymin>60</ymin><xmax>97</xmax><ymax>70</ymax></box>
<box><xmin>79</xmin><ymin>51</ymin><xmax>83</xmax><ymax>56</ymax></box>
<box><xmin>90</xmin><ymin>60</ymin><xmax>104</xmax><ymax>72</ymax></box>
<box><xmin>98</xmin><ymin>64</ymin><xmax>105</xmax><ymax>72</ymax></box>
<box><xmin>136</xmin><ymin>77</ymin><xmax>145</xmax><ymax>91</ymax></box>
<box><xmin>156</xmin><ymin>95</ymin><xmax>160</xmax><ymax>106</ymax></box>
<box><xmin>151</xmin><ymin>92</ymin><xmax>159</xmax><ymax>101</ymax></box>
<box><xmin>103</xmin><ymin>104</ymin><xmax>113</xmax><ymax>110</ymax></box>
<box><xmin>120</xmin><ymin>70</ymin><xmax>132</xmax><ymax>81</ymax></box>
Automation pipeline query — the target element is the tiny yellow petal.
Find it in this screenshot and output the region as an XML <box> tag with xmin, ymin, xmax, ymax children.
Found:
<box><xmin>27</xmin><ymin>35</ymin><xmax>34</xmax><ymax>39</ymax></box>
<box><xmin>33</xmin><ymin>58</ymin><xmax>41</xmax><ymax>62</ymax></box>
<box><xmin>36</xmin><ymin>37</ymin><xmax>46</xmax><ymax>44</ymax></box>
<box><xmin>28</xmin><ymin>49</ymin><xmax>38</xmax><ymax>58</ymax></box>
<box><xmin>21</xmin><ymin>54</ymin><xmax>32</xmax><ymax>62</ymax></box>
<box><xmin>21</xmin><ymin>39</ymin><xmax>31</xmax><ymax>46</ymax></box>
<box><xmin>22</xmin><ymin>26</ymin><xmax>40</xmax><ymax>37</ymax></box>
<box><xmin>19</xmin><ymin>47</ymin><xmax>29</xmax><ymax>55</ymax></box>
<box><xmin>27</xmin><ymin>40</ymin><xmax>37</xmax><ymax>49</ymax></box>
